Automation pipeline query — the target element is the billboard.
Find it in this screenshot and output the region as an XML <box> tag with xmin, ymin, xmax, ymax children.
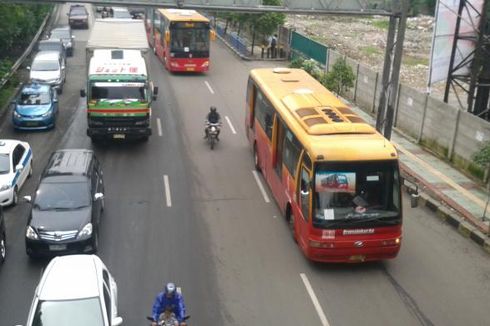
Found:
<box><xmin>428</xmin><ymin>0</ymin><xmax>484</xmax><ymax>86</ymax></box>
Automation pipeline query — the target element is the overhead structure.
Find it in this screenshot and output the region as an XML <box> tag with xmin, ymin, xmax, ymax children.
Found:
<box><xmin>1</xmin><ymin>0</ymin><xmax>408</xmax><ymax>139</ymax></box>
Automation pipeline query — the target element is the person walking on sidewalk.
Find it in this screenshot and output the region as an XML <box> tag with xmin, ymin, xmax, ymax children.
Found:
<box><xmin>270</xmin><ymin>34</ymin><xmax>278</xmax><ymax>58</ymax></box>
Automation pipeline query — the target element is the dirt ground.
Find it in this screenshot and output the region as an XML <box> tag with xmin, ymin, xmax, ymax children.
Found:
<box><xmin>285</xmin><ymin>14</ymin><xmax>447</xmax><ymax>97</ymax></box>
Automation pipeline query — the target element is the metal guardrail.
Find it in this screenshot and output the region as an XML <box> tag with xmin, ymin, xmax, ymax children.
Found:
<box><xmin>0</xmin><ymin>10</ymin><xmax>53</xmax><ymax>89</ymax></box>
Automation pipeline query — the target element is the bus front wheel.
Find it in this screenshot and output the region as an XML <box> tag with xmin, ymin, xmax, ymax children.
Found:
<box><xmin>253</xmin><ymin>144</ymin><xmax>261</xmax><ymax>172</ymax></box>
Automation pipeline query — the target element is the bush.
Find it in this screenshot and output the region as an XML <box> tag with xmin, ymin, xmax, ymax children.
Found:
<box><xmin>322</xmin><ymin>58</ymin><xmax>356</xmax><ymax>95</ymax></box>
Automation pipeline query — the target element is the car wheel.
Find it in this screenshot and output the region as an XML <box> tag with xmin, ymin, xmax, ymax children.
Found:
<box><xmin>0</xmin><ymin>233</ymin><xmax>6</xmax><ymax>263</ymax></box>
<box><xmin>12</xmin><ymin>186</ymin><xmax>18</xmax><ymax>206</ymax></box>
<box><xmin>28</xmin><ymin>162</ymin><xmax>33</xmax><ymax>178</ymax></box>
<box><xmin>92</xmin><ymin>230</ymin><xmax>99</xmax><ymax>253</ymax></box>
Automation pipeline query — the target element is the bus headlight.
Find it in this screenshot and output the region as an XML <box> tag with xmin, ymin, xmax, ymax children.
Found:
<box><xmin>201</xmin><ymin>61</ymin><xmax>209</xmax><ymax>67</ymax></box>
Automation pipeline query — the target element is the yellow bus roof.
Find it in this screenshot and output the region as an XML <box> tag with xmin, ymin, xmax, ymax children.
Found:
<box><xmin>157</xmin><ymin>9</ymin><xmax>210</xmax><ymax>23</ymax></box>
<box><xmin>250</xmin><ymin>68</ymin><xmax>398</xmax><ymax>162</ymax></box>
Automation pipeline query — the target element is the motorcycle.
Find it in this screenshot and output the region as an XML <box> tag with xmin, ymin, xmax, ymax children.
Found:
<box><xmin>205</xmin><ymin>121</ymin><xmax>221</xmax><ymax>150</ymax></box>
<box><xmin>101</xmin><ymin>7</ymin><xmax>110</xmax><ymax>18</ymax></box>
<box><xmin>146</xmin><ymin>313</ymin><xmax>190</xmax><ymax>326</ymax></box>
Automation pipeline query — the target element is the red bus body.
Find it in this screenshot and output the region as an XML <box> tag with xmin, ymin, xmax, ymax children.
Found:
<box><xmin>245</xmin><ymin>68</ymin><xmax>402</xmax><ymax>263</ymax></box>
<box><xmin>145</xmin><ymin>8</ymin><xmax>212</xmax><ymax>73</ymax></box>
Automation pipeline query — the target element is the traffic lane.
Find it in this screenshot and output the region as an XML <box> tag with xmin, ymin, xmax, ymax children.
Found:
<box><xmin>89</xmin><ymin>52</ymin><xmax>223</xmax><ymax>326</ymax></box>
<box><xmin>0</xmin><ymin>4</ymin><xmax>94</xmax><ymax>325</ymax></box>
<box><xmin>165</xmin><ymin>44</ymin><xmax>324</xmax><ymax>324</ymax></box>
<box><xmin>199</xmin><ymin>41</ymin><xmax>490</xmax><ymax>325</ymax></box>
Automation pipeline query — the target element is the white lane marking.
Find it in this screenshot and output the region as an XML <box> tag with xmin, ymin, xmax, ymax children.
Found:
<box><xmin>225</xmin><ymin>116</ymin><xmax>237</xmax><ymax>134</ymax></box>
<box><xmin>163</xmin><ymin>175</ymin><xmax>172</xmax><ymax>207</ymax></box>
<box><xmin>204</xmin><ymin>81</ymin><xmax>215</xmax><ymax>94</ymax></box>
<box><xmin>156</xmin><ymin>118</ymin><xmax>163</xmax><ymax>136</ymax></box>
<box><xmin>252</xmin><ymin>170</ymin><xmax>270</xmax><ymax>203</ymax></box>
<box><xmin>300</xmin><ymin>273</ymin><xmax>330</xmax><ymax>326</ymax></box>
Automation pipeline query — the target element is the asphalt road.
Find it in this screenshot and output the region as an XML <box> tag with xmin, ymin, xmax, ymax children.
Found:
<box><xmin>0</xmin><ymin>4</ymin><xmax>490</xmax><ymax>326</ymax></box>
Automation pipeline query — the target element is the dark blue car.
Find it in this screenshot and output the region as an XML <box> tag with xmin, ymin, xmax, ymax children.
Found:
<box><xmin>11</xmin><ymin>83</ymin><xmax>58</xmax><ymax>130</ymax></box>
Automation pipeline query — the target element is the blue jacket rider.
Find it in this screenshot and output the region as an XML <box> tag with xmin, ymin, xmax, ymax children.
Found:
<box><xmin>152</xmin><ymin>283</ymin><xmax>186</xmax><ymax>324</ymax></box>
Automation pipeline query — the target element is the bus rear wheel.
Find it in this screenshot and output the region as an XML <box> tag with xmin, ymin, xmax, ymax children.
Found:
<box><xmin>288</xmin><ymin>208</ymin><xmax>297</xmax><ymax>243</ymax></box>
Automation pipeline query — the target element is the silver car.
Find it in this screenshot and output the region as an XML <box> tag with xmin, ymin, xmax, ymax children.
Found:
<box><xmin>50</xmin><ymin>26</ymin><xmax>74</xmax><ymax>56</ymax></box>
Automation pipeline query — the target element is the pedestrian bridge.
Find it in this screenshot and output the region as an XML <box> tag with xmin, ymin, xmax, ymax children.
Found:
<box><xmin>5</xmin><ymin>0</ymin><xmax>397</xmax><ymax>15</ymax></box>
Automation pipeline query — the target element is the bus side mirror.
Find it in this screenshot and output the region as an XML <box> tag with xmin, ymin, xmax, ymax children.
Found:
<box><xmin>165</xmin><ymin>31</ymin><xmax>170</xmax><ymax>43</ymax></box>
<box><xmin>210</xmin><ymin>29</ymin><xmax>216</xmax><ymax>41</ymax></box>
<box><xmin>403</xmin><ymin>177</ymin><xmax>419</xmax><ymax>208</ymax></box>
<box><xmin>80</xmin><ymin>89</ymin><xmax>86</xmax><ymax>97</ymax></box>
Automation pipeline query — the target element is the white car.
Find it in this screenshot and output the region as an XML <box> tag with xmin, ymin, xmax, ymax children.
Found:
<box><xmin>0</xmin><ymin>139</ymin><xmax>32</xmax><ymax>206</ymax></box>
<box><xmin>22</xmin><ymin>255</ymin><xmax>123</xmax><ymax>326</ymax></box>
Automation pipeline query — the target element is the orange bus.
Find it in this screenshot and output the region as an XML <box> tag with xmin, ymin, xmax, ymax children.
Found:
<box><xmin>145</xmin><ymin>8</ymin><xmax>214</xmax><ymax>72</ymax></box>
<box><xmin>245</xmin><ymin>68</ymin><xmax>402</xmax><ymax>263</ymax></box>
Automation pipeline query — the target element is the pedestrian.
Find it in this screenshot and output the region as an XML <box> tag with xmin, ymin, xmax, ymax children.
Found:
<box><xmin>271</xmin><ymin>34</ymin><xmax>278</xmax><ymax>58</ymax></box>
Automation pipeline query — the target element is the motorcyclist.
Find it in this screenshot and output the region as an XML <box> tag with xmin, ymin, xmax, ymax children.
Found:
<box><xmin>204</xmin><ymin>106</ymin><xmax>221</xmax><ymax>140</ymax></box>
<box><xmin>151</xmin><ymin>283</ymin><xmax>186</xmax><ymax>326</ymax></box>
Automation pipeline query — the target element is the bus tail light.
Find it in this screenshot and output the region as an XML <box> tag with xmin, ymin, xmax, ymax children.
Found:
<box><xmin>201</xmin><ymin>61</ymin><xmax>209</xmax><ymax>67</ymax></box>
<box><xmin>309</xmin><ymin>240</ymin><xmax>334</xmax><ymax>248</ymax></box>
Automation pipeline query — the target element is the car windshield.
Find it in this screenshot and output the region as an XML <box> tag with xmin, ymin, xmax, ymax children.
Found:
<box><xmin>51</xmin><ymin>30</ymin><xmax>70</xmax><ymax>39</ymax></box>
<box><xmin>39</xmin><ymin>43</ymin><xmax>62</xmax><ymax>52</ymax></box>
<box><xmin>90</xmin><ymin>83</ymin><xmax>147</xmax><ymax>102</ymax></box>
<box><xmin>32</xmin><ymin>297</ymin><xmax>104</xmax><ymax>326</ymax></box>
<box><xmin>71</xmin><ymin>8</ymin><xmax>87</xmax><ymax>16</ymax></box>
<box><xmin>32</xmin><ymin>59</ymin><xmax>59</xmax><ymax>71</ymax></box>
<box><xmin>34</xmin><ymin>181</ymin><xmax>90</xmax><ymax>210</ymax></box>
<box><xmin>313</xmin><ymin>160</ymin><xmax>401</xmax><ymax>228</ymax></box>
<box><xmin>19</xmin><ymin>91</ymin><xmax>50</xmax><ymax>105</ymax></box>
<box><xmin>0</xmin><ymin>154</ymin><xmax>10</xmax><ymax>174</ymax></box>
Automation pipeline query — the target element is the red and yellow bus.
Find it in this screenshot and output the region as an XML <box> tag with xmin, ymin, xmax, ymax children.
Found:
<box><xmin>246</xmin><ymin>68</ymin><xmax>402</xmax><ymax>263</ymax></box>
<box><xmin>145</xmin><ymin>8</ymin><xmax>215</xmax><ymax>72</ymax></box>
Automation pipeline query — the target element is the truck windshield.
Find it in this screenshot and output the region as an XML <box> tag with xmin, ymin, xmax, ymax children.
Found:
<box><xmin>313</xmin><ymin>160</ymin><xmax>401</xmax><ymax>228</ymax></box>
<box><xmin>170</xmin><ymin>23</ymin><xmax>210</xmax><ymax>53</ymax></box>
<box><xmin>90</xmin><ymin>82</ymin><xmax>147</xmax><ymax>102</ymax></box>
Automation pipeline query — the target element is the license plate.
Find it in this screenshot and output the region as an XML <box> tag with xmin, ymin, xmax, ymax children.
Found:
<box><xmin>25</xmin><ymin>121</ymin><xmax>38</xmax><ymax>126</ymax></box>
<box><xmin>186</xmin><ymin>67</ymin><xmax>195</xmax><ymax>71</ymax></box>
<box><xmin>113</xmin><ymin>134</ymin><xmax>125</xmax><ymax>139</ymax></box>
<box><xmin>349</xmin><ymin>255</ymin><xmax>366</xmax><ymax>262</ymax></box>
<box><xmin>49</xmin><ymin>244</ymin><xmax>67</xmax><ymax>251</ymax></box>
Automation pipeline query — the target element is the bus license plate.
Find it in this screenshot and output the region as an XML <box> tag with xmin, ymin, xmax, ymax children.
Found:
<box><xmin>349</xmin><ymin>255</ymin><xmax>366</xmax><ymax>262</ymax></box>
<box><xmin>49</xmin><ymin>244</ymin><xmax>67</xmax><ymax>251</ymax></box>
<box><xmin>113</xmin><ymin>134</ymin><xmax>125</xmax><ymax>139</ymax></box>
<box><xmin>186</xmin><ymin>67</ymin><xmax>195</xmax><ymax>71</ymax></box>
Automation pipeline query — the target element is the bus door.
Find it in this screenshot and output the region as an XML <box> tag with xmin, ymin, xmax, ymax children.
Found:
<box><xmin>297</xmin><ymin>152</ymin><xmax>312</xmax><ymax>250</ymax></box>
<box><xmin>271</xmin><ymin>117</ymin><xmax>288</xmax><ymax>213</ymax></box>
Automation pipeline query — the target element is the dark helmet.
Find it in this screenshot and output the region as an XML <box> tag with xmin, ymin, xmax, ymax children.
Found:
<box><xmin>210</xmin><ymin>106</ymin><xmax>217</xmax><ymax>113</ymax></box>
<box><xmin>165</xmin><ymin>282</ymin><xmax>176</xmax><ymax>295</ymax></box>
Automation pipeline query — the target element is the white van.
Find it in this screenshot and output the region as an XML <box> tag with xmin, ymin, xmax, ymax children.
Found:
<box><xmin>28</xmin><ymin>51</ymin><xmax>66</xmax><ymax>94</ymax></box>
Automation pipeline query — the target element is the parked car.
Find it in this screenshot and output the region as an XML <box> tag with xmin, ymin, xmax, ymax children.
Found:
<box><xmin>111</xmin><ymin>7</ymin><xmax>131</xmax><ymax>19</ymax></box>
<box><xmin>68</xmin><ymin>4</ymin><xmax>89</xmax><ymax>29</ymax></box>
<box><xmin>11</xmin><ymin>83</ymin><xmax>58</xmax><ymax>130</ymax></box>
<box><xmin>36</xmin><ymin>38</ymin><xmax>66</xmax><ymax>61</ymax></box>
<box><xmin>49</xmin><ymin>26</ymin><xmax>74</xmax><ymax>56</ymax></box>
<box><xmin>25</xmin><ymin>149</ymin><xmax>104</xmax><ymax>258</ymax></box>
<box><xmin>0</xmin><ymin>207</ymin><xmax>5</xmax><ymax>263</ymax></box>
<box><xmin>22</xmin><ymin>254</ymin><xmax>123</xmax><ymax>326</ymax></box>
<box><xmin>28</xmin><ymin>51</ymin><xmax>66</xmax><ymax>94</ymax></box>
<box><xmin>0</xmin><ymin>139</ymin><xmax>33</xmax><ymax>207</ymax></box>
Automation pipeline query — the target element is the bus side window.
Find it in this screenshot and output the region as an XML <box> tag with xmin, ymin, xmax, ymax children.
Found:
<box><xmin>255</xmin><ymin>91</ymin><xmax>274</xmax><ymax>140</ymax></box>
<box><xmin>247</xmin><ymin>78</ymin><xmax>255</xmax><ymax>129</ymax></box>
<box><xmin>283</xmin><ymin>129</ymin><xmax>302</xmax><ymax>176</ymax></box>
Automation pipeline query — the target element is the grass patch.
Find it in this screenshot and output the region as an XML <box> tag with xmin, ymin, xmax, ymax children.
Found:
<box><xmin>372</xmin><ymin>19</ymin><xmax>390</xmax><ymax>30</ymax></box>
<box><xmin>403</xmin><ymin>56</ymin><xmax>429</xmax><ymax>66</ymax></box>
<box><xmin>0</xmin><ymin>82</ymin><xmax>17</xmax><ymax>112</ymax></box>
<box><xmin>361</xmin><ymin>46</ymin><xmax>380</xmax><ymax>56</ymax></box>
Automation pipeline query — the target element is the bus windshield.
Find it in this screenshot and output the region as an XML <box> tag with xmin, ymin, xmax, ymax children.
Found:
<box><xmin>90</xmin><ymin>82</ymin><xmax>147</xmax><ymax>103</ymax></box>
<box><xmin>313</xmin><ymin>160</ymin><xmax>401</xmax><ymax>228</ymax></box>
<box><xmin>170</xmin><ymin>22</ymin><xmax>209</xmax><ymax>54</ymax></box>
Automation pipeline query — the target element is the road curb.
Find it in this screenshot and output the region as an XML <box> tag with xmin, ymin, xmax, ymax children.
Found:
<box><xmin>216</xmin><ymin>33</ymin><xmax>288</xmax><ymax>62</ymax></box>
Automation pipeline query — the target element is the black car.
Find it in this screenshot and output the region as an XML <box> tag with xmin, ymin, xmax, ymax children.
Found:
<box><xmin>0</xmin><ymin>207</ymin><xmax>5</xmax><ymax>263</ymax></box>
<box><xmin>25</xmin><ymin>149</ymin><xmax>104</xmax><ymax>258</ymax></box>
<box><xmin>50</xmin><ymin>26</ymin><xmax>74</xmax><ymax>56</ymax></box>
<box><xmin>68</xmin><ymin>4</ymin><xmax>89</xmax><ymax>29</ymax></box>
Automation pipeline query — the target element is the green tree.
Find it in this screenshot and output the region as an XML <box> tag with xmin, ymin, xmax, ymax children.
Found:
<box><xmin>322</xmin><ymin>58</ymin><xmax>356</xmax><ymax>95</ymax></box>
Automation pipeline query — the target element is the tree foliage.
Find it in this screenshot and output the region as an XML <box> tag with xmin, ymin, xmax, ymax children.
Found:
<box><xmin>473</xmin><ymin>142</ymin><xmax>490</xmax><ymax>167</ymax></box>
<box><xmin>322</xmin><ymin>58</ymin><xmax>356</xmax><ymax>95</ymax></box>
